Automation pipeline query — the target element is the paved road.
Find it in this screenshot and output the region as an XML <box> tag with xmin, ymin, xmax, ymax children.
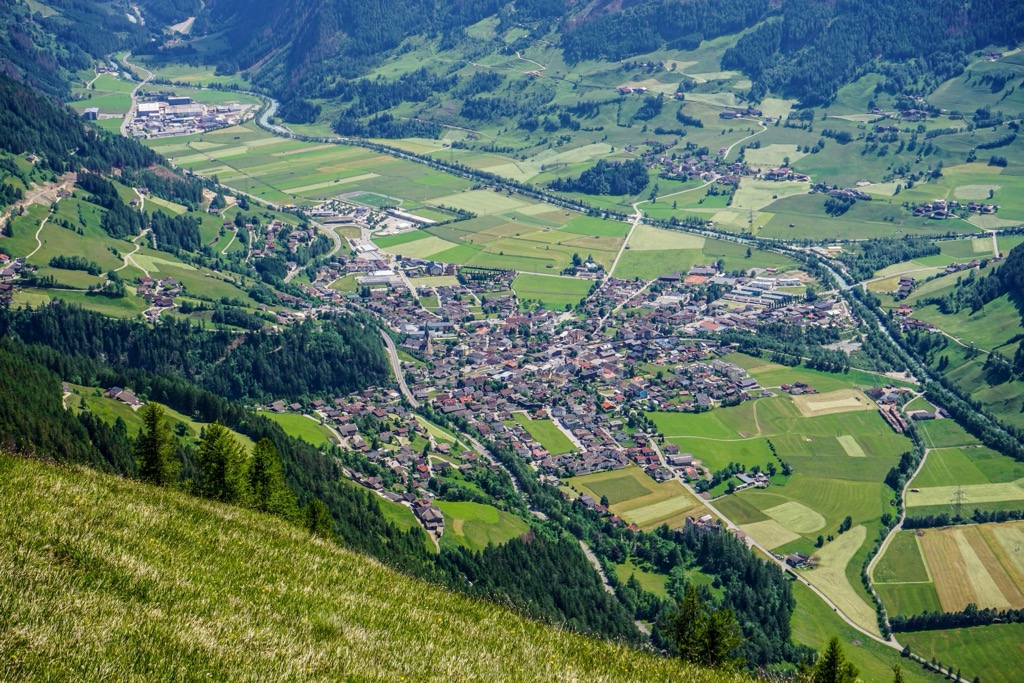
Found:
<box><xmin>580</xmin><ymin>540</ymin><xmax>615</xmax><ymax>595</ymax></box>
<box><xmin>646</xmin><ymin>438</ymin><xmax>900</xmax><ymax>649</ymax></box>
<box><xmin>683</xmin><ymin>474</ymin><xmax>901</xmax><ymax>650</ymax></box>
<box><xmin>380</xmin><ymin>330</ymin><xmax>418</xmax><ymax>408</ymax></box>
<box><xmin>120</xmin><ymin>54</ymin><xmax>153</xmax><ymax>137</ymax></box>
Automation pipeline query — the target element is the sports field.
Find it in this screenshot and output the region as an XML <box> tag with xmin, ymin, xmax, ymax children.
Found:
<box><xmin>875</xmin><ymin>523</ymin><xmax>1024</xmax><ymax>615</ymax></box>
<box><xmin>567</xmin><ymin>465</ymin><xmax>711</xmax><ymax>531</ymax></box>
<box><xmin>436</xmin><ymin>501</ymin><xmax>530</xmax><ymax>552</ymax></box>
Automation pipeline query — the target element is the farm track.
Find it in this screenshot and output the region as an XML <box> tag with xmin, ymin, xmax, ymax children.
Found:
<box><xmin>115</xmin><ymin>229</ymin><xmax>151</xmax><ymax>277</ymax></box>
<box><xmin>25</xmin><ymin>185</ymin><xmax>69</xmax><ymax>259</ymax></box>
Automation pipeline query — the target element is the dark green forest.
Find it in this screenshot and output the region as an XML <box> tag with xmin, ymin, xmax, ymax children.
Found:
<box><xmin>0</xmin><ymin>0</ymin><xmax>148</xmax><ymax>97</ymax></box>
<box><xmin>0</xmin><ymin>73</ymin><xmax>159</xmax><ymax>181</ymax></box>
<box><xmin>722</xmin><ymin>0</ymin><xmax>1024</xmax><ymax>104</ymax></box>
<box><xmin>0</xmin><ymin>305</ymin><xmax>389</xmax><ymax>402</ymax></box>
<box><xmin>549</xmin><ymin>159</ymin><xmax>650</xmax><ymax>196</ymax></box>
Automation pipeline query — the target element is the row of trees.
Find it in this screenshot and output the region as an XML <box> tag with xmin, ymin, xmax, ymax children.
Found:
<box><xmin>834</xmin><ymin>238</ymin><xmax>940</xmax><ymax>283</ymax></box>
<box><xmin>904</xmin><ymin>507</ymin><xmax>1024</xmax><ymax>529</ymax></box>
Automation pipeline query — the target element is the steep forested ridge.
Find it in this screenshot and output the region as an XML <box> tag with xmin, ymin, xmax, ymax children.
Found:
<box><xmin>0</xmin><ymin>305</ymin><xmax>389</xmax><ymax>402</ymax></box>
<box><xmin>438</xmin><ymin>533</ymin><xmax>643</xmax><ymax>642</ymax></box>
<box><xmin>561</xmin><ymin>0</ymin><xmax>769</xmax><ymax>63</ymax></box>
<box><xmin>1</xmin><ymin>0</ymin><xmax>148</xmax><ymax>97</ymax></box>
<box><xmin>137</xmin><ymin>0</ymin><xmax>502</xmax><ymax>100</ymax></box>
<box><xmin>722</xmin><ymin>0</ymin><xmax>1024</xmax><ymax>104</ymax></box>
<box><xmin>133</xmin><ymin>0</ymin><xmax>1024</xmax><ymax>111</ymax></box>
<box><xmin>0</xmin><ymin>72</ymin><xmax>159</xmax><ymax>175</ymax></box>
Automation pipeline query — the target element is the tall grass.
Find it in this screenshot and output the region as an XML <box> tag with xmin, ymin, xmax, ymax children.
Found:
<box><xmin>0</xmin><ymin>455</ymin><xmax>751</xmax><ymax>682</ymax></box>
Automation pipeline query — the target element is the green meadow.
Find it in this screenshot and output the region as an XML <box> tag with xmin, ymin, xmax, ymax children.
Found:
<box><xmin>512</xmin><ymin>273</ymin><xmax>593</xmax><ymax>310</ymax></box>
<box><xmin>436</xmin><ymin>501</ymin><xmax>531</xmax><ymax>552</ymax></box>
<box><xmin>513</xmin><ymin>412</ymin><xmax>576</xmax><ymax>455</ymax></box>
<box><xmin>0</xmin><ymin>455</ymin><xmax>737</xmax><ymax>683</ymax></box>
<box><xmin>257</xmin><ymin>411</ymin><xmax>337</xmax><ymax>449</ymax></box>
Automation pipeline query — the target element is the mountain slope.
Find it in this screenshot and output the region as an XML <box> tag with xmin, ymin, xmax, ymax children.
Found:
<box><xmin>0</xmin><ymin>454</ymin><xmax>750</xmax><ymax>683</ymax></box>
<box><xmin>137</xmin><ymin>0</ymin><xmax>1024</xmax><ymax>111</ymax></box>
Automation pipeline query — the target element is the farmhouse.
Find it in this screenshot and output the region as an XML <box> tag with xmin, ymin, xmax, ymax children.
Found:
<box><xmin>104</xmin><ymin>387</ymin><xmax>143</xmax><ymax>407</ymax></box>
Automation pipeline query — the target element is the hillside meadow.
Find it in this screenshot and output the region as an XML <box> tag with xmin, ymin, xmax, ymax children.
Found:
<box><xmin>0</xmin><ymin>454</ymin><xmax>751</xmax><ymax>683</ymax></box>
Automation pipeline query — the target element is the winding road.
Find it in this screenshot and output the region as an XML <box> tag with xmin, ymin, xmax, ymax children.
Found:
<box><xmin>120</xmin><ymin>54</ymin><xmax>153</xmax><ymax>137</ymax></box>
<box><xmin>25</xmin><ymin>183</ymin><xmax>70</xmax><ymax>259</ymax></box>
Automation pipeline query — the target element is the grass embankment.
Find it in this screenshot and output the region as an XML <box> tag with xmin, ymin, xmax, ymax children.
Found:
<box><xmin>0</xmin><ymin>455</ymin><xmax>750</xmax><ymax>683</ymax></box>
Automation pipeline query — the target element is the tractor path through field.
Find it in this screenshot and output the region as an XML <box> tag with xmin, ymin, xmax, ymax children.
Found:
<box><xmin>752</xmin><ymin>399</ymin><xmax>763</xmax><ymax>436</ymax></box>
<box><xmin>990</xmin><ymin>230</ymin><xmax>999</xmax><ymax>258</ymax></box>
<box><xmin>26</xmin><ymin>184</ymin><xmax>70</xmax><ymax>259</ymax></box>
<box><xmin>868</xmin><ymin>448</ymin><xmax>933</xmax><ymax>594</ymax></box>
<box><xmin>303</xmin><ymin>413</ymin><xmax>344</xmax><ymax>448</ymax></box>
<box><xmin>607</xmin><ymin>202</ymin><xmax>645</xmax><ymax>280</ymax></box>
<box><xmin>115</xmin><ymin>229</ymin><xmax>151</xmax><ymax>277</ymax></box>
<box><xmin>515</xmin><ymin>51</ymin><xmax>546</xmax><ymax>73</ymax></box>
<box><xmin>722</xmin><ymin>119</ymin><xmax>768</xmax><ymax>159</ymax></box>
<box><xmin>220</xmin><ymin>227</ymin><xmax>238</xmax><ymax>255</ymax></box>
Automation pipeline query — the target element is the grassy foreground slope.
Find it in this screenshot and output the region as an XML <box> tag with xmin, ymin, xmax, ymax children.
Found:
<box><xmin>0</xmin><ymin>455</ymin><xmax>748</xmax><ymax>683</ymax></box>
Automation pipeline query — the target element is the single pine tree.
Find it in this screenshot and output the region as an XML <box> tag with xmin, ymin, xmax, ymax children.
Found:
<box><xmin>194</xmin><ymin>422</ymin><xmax>248</xmax><ymax>503</ymax></box>
<box><xmin>136</xmin><ymin>403</ymin><xmax>178</xmax><ymax>486</ymax></box>
<box><xmin>248</xmin><ymin>438</ymin><xmax>298</xmax><ymax>520</ymax></box>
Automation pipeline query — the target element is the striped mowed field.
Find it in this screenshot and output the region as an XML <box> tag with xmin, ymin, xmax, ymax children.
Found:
<box><xmin>875</xmin><ymin>522</ymin><xmax>1024</xmax><ymax>614</ymax></box>
<box><xmin>568</xmin><ymin>465</ymin><xmax>712</xmax><ymax>531</ymax></box>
